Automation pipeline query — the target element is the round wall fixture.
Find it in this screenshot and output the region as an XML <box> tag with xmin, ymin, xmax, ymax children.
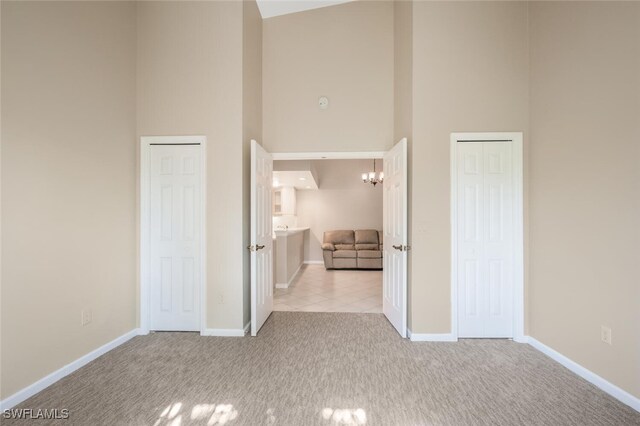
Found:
<box><xmin>318</xmin><ymin>96</ymin><xmax>329</xmax><ymax>110</ymax></box>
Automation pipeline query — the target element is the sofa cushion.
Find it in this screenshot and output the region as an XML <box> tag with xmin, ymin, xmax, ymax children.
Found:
<box><xmin>334</xmin><ymin>250</ymin><xmax>357</xmax><ymax>258</ymax></box>
<box><xmin>321</xmin><ymin>242</ymin><xmax>335</xmax><ymax>251</ymax></box>
<box><xmin>335</xmin><ymin>244</ymin><xmax>355</xmax><ymax>250</ymax></box>
<box><xmin>355</xmin><ymin>229</ymin><xmax>379</xmax><ymax>245</ymax></box>
<box><xmin>357</xmin><ymin>257</ymin><xmax>382</xmax><ymax>269</ymax></box>
<box><xmin>333</xmin><ymin>258</ymin><xmax>358</xmax><ymax>269</ymax></box>
<box><xmin>356</xmin><ymin>243</ymin><xmax>378</xmax><ymax>250</ymax></box>
<box><xmin>323</xmin><ymin>230</ymin><xmax>355</xmax><ymax>245</ymax></box>
<box><xmin>357</xmin><ymin>250</ymin><xmax>382</xmax><ymax>259</ymax></box>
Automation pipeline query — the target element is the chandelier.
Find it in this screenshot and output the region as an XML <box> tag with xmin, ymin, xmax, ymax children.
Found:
<box><xmin>362</xmin><ymin>159</ymin><xmax>384</xmax><ymax>186</ymax></box>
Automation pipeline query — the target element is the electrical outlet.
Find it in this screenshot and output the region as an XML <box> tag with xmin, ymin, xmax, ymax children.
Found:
<box><xmin>81</xmin><ymin>309</ymin><xmax>92</xmax><ymax>326</ymax></box>
<box><xmin>601</xmin><ymin>326</ymin><xmax>612</xmax><ymax>345</ymax></box>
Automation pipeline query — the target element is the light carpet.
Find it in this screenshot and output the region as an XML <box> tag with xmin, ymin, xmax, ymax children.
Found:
<box><xmin>6</xmin><ymin>312</ymin><xmax>640</xmax><ymax>425</ymax></box>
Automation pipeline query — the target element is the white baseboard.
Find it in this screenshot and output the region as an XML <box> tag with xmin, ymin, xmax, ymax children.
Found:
<box><xmin>275</xmin><ymin>262</ymin><xmax>305</xmax><ymax>289</ymax></box>
<box><xmin>201</xmin><ymin>327</ymin><xmax>246</xmax><ymax>337</ymax></box>
<box><xmin>513</xmin><ymin>335</ymin><xmax>528</xmax><ymax>344</ymax></box>
<box><xmin>407</xmin><ymin>329</ymin><xmax>458</xmax><ymax>342</ymax></box>
<box><xmin>304</xmin><ymin>260</ymin><xmax>324</xmax><ymax>265</ymax></box>
<box><xmin>0</xmin><ymin>328</ymin><xmax>143</xmax><ymax>410</ymax></box>
<box><xmin>527</xmin><ymin>336</ymin><xmax>640</xmax><ymax>413</ymax></box>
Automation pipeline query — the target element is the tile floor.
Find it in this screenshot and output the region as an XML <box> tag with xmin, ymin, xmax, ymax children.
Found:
<box><xmin>273</xmin><ymin>264</ymin><xmax>382</xmax><ymax>313</ymax></box>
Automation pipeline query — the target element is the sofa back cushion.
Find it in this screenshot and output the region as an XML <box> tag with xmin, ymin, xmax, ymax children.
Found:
<box><xmin>354</xmin><ymin>229</ymin><xmax>379</xmax><ymax>250</ymax></box>
<box><xmin>355</xmin><ymin>229</ymin><xmax>379</xmax><ymax>244</ymax></box>
<box><xmin>324</xmin><ymin>230</ymin><xmax>355</xmax><ymax>245</ymax></box>
<box><xmin>323</xmin><ymin>230</ymin><xmax>355</xmax><ymax>250</ymax></box>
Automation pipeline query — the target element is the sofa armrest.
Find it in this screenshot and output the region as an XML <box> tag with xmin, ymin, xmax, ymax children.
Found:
<box><xmin>322</xmin><ymin>242</ymin><xmax>335</xmax><ymax>251</ymax></box>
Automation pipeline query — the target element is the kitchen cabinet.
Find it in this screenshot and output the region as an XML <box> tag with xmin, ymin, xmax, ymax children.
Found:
<box><xmin>273</xmin><ymin>186</ymin><xmax>296</xmax><ymax>216</ymax></box>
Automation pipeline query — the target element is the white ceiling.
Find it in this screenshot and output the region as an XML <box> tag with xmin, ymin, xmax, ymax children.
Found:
<box><xmin>256</xmin><ymin>0</ymin><xmax>354</xmax><ymax>19</ymax></box>
<box><xmin>273</xmin><ymin>170</ymin><xmax>319</xmax><ymax>190</ymax></box>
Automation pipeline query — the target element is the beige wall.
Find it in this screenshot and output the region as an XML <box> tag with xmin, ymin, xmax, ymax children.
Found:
<box><xmin>136</xmin><ymin>1</ymin><xmax>246</xmax><ymax>331</ymax></box>
<box><xmin>295</xmin><ymin>160</ymin><xmax>383</xmax><ymax>262</ymax></box>
<box><xmin>1</xmin><ymin>1</ymin><xmax>137</xmax><ymax>398</ymax></box>
<box><xmin>394</xmin><ymin>0</ymin><xmax>412</xmax><ymax>143</ymax></box>
<box><xmin>0</xmin><ymin>1</ymin><xmax>3</xmax><ymax>397</ymax></box>
<box><xmin>411</xmin><ymin>1</ymin><xmax>530</xmax><ymax>333</ymax></box>
<box><xmin>529</xmin><ymin>1</ymin><xmax>640</xmax><ymax>399</ymax></box>
<box><xmin>242</xmin><ymin>0</ymin><xmax>263</xmax><ymax>329</ymax></box>
<box><xmin>393</xmin><ymin>0</ymin><xmax>413</xmax><ymax>323</ymax></box>
<box><xmin>262</xmin><ymin>1</ymin><xmax>394</xmax><ymax>153</ymax></box>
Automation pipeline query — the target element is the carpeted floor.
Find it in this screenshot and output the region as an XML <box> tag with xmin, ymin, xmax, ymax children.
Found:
<box><xmin>6</xmin><ymin>312</ymin><xmax>640</xmax><ymax>425</ymax></box>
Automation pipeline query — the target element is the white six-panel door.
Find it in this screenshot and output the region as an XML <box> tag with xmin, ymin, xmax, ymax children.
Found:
<box><xmin>383</xmin><ymin>138</ymin><xmax>408</xmax><ymax>338</ymax></box>
<box><xmin>149</xmin><ymin>144</ymin><xmax>202</xmax><ymax>331</ymax></box>
<box><xmin>250</xmin><ymin>140</ymin><xmax>274</xmax><ymax>336</ymax></box>
<box><xmin>456</xmin><ymin>141</ymin><xmax>514</xmax><ymax>338</ymax></box>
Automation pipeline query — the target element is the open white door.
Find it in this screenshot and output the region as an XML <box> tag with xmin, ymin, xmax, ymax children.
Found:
<box><xmin>383</xmin><ymin>138</ymin><xmax>408</xmax><ymax>337</ymax></box>
<box><xmin>250</xmin><ymin>140</ymin><xmax>274</xmax><ymax>336</ymax></box>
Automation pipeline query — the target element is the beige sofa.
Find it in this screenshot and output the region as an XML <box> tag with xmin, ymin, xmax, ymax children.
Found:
<box><xmin>322</xmin><ymin>230</ymin><xmax>383</xmax><ymax>270</ymax></box>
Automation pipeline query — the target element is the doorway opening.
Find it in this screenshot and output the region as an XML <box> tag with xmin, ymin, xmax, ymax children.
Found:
<box><xmin>250</xmin><ymin>140</ymin><xmax>408</xmax><ymax>337</ymax></box>
<box><xmin>271</xmin><ymin>158</ymin><xmax>384</xmax><ymax>315</ymax></box>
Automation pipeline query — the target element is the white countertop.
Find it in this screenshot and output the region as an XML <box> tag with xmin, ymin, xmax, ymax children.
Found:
<box><xmin>273</xmin><ymin>227</ymin><xmax>309</xmax><ymax>236</ymax></box>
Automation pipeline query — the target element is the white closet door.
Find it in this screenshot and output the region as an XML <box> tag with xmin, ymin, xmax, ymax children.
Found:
<box><xmin>149</xmin><ymin>144</ymin><xmax>202</xmax><ymax>331</ymax></box>
<box><xmin>457</xmin><ymin>142</ymin><xmax>514</xmax><ymax>338</ymax></box>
